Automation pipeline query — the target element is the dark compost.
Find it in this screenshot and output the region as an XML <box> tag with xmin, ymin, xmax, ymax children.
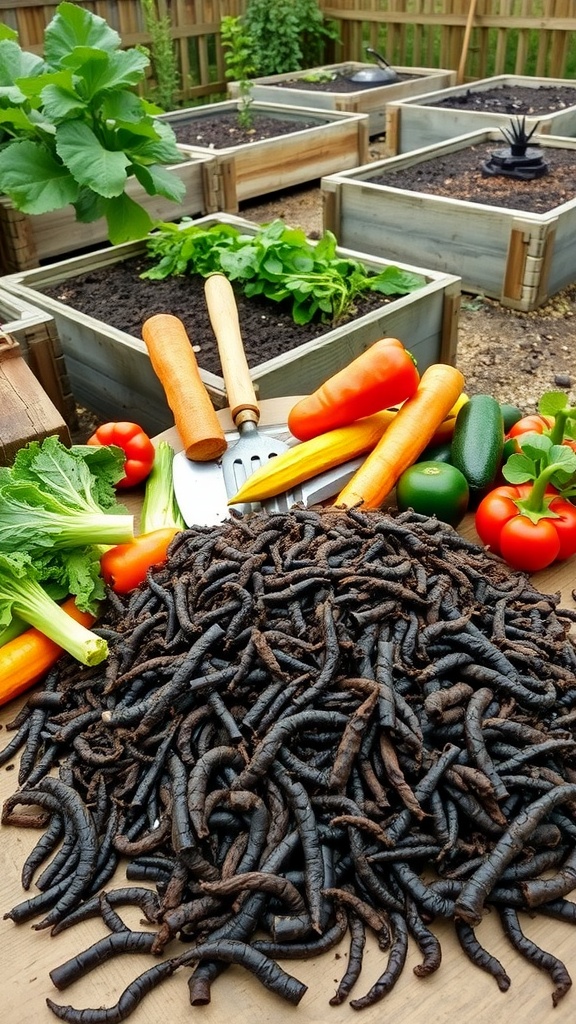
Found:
<box><xmin>2</xmin><ymin>506</ymin><xmax>576</xmax><ymax>1021</ymax></box>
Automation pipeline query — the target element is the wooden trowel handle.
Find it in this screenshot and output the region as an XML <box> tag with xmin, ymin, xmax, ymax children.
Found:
<box><xmin>204</xmin><ymin>274</ymin><xmax>260</xmax><ymax>426</ymax></box>
<box><xmin>142</xmin><ymin>313</ymin><xmax>227</xmax><ymax>462</ymax></box>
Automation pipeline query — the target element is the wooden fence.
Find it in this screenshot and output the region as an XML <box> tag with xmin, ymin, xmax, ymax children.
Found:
<box><xmin>1</xmin><ymin>1</ymin><xmax>575</xmax><ymax>105</ymax></box>
<box><xmin>320</xmin><ymin>1</ymin><xmax>576</xmax><ymax>81</ymax></box>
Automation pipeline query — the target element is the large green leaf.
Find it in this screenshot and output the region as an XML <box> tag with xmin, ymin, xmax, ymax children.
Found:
<box><xmin>100</xmin><ymin>90</ymin><xmax>150</xmax><ymax>124</ymax></box>
<box><xmin>132</xmin><ymin>162</ymin><xmax>186</xmax><ymax>202</ymax></box>
<box><xmin>0</xmin><ymin>139</ymin><xmax>78</xmax><ymax>212</ymax></box>
<box><xmin>0</xmin><ymin>39</ymin><xmax>46</xmax><ymax>86</ymax></box>
<box><xmin>55</xmin><ymin>120</ymin><xmax>130</xmax><ymax>197</ymax></box>
<box><xmin>73</xmin><ymin>186</ymin><xmax>106</xmax><ymax>224</ymax></box>
<box><xmin>43</xmin><ymin>2</ymin><xmax>121</xmax><ymax>66</ymax></box>
<box><xmin>40</xmin><ymin>82</ymin><xmax>87</xmax><ymax>121</ymax></box>
<box><xmin>0</xmin><ymin>24</ymin><xmax>18</xmax><ymax>43</ymax></box>
<box><xmin>103</xmin><ymin>192</ymin><xmax>155</xmax><ymax>244</ymax></box>
<box><xmin>0</xmin><ymin>106</ymin><xmax>39</xmax><ymax>133</ymax></box>
<box><xmin>65</xmin><ymin>48</ymin><xmax>149</xmax><ymax>96</ymax></box>
<box><xmin>15</xmin><ymin>68</ymin><xmax>72</xmax><ymax>102</ymax></box>
<box><xmin>126</xmin><ymin>118</ymin><xmax>183</xmax><ymax>163</ymax></box>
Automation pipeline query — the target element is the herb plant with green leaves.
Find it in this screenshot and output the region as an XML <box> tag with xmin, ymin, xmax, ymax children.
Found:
<box><xmin>139</xmin><ymin>0</ymin><xmax>180</xmax><ymax>111</ymax></box>
<box><xmin>143</xmin><ymin>218</ymin><xmax>427</xmax><ymax>324</ymax></box>
<box><xmin>221</xmin><ymin>15</ymin><xmax>256</xmax><ymax>130</ymax></box>
<box><xmin>243</xmin><ymin>0</ymin><xmax>339</xmax><ymax>76</ymax></box>
<box><xmin>0</xmin><ymin>2</ymin><xmax>185</xmax><ymax>244</ymax></box>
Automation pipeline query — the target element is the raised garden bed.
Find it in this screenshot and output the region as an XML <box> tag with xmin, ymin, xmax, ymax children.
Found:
<box><xmin>0</xmin><ymin>157</ymin><xmax>219</xmax><ymax>274</ymax></box>
<box><xmin>1</xmin><ymin>214</ymin><xmax>461</xmax><ymax>437</ymax></box>
<box><xmin>156</xmin><ymin>100</ymin><xmax>370</xmax><ymax>211</ymax></box>
<box><xmin>322</xmin><ymin>130</ymin><xmax>576</xmax><ymax>312</ymax></box>
<box><xmin>0</xmin><ymin>286</ymin><xmax>76</xmax><ymax>426</ymax></box>
<box><xmin>385</xmin><ymin>75</ymin><xmax>576</xmax><ymax>155</ymax></box>
<box><xmin>227</xmin><ymin>63</ymin><xmax>456</xmax><ymax>136</ymax></box>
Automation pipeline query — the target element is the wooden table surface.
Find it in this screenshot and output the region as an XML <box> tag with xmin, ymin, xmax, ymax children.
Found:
<box><xmin>1</xmin><ymin>398</ymin><xmax>576</xmax><ymax>1024</ymax></box>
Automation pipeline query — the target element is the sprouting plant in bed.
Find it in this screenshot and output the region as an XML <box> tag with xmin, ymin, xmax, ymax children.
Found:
<box><xmin>142</xmin><ymin>218</ymin><xmax>427</xmax><ymax>324</ymax></box>
<box><xmin>221</xmin><ymin>15</ymin><xmax>256</xmax><ymax>130</ymax></box>
<box><xmin>0</xmin><ymin>2</ymin><xmax>186</xmax><ymax>244</ymax></box>
<box><xmin>301</xmin><ymin>71</ymin><xmax>337</xmax><ymax>83</ymax></box>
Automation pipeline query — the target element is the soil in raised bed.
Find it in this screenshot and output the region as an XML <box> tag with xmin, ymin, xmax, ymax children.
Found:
<box><xmin>41</xmin><ymin>255</ymin><xmax>404</xmax><ymax>376</ymax></box>
<box><xmin>170</xmin><ymin>112</ymin><xmax>325</xmax><ymax>149</ymax></box>
<box><xmin>429</xmin><ymin>83</ymin><xmax>576</xmax><ymax>114</ymax></box>
<box><xmin>367</xmin><ymin>141</ymin><xmax>576</xmax><ymax>213</ymax></box>
<box><xmin>263</xmin><ymin>68</ymin><xmax>421</xmax><ymax>94</ymax></box>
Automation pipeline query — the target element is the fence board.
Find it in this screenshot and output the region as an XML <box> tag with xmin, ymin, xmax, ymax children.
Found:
<box><xmin>0</xmin><ymin>0</ymin><xmax>574</xmax><ymax>106</ymax></box>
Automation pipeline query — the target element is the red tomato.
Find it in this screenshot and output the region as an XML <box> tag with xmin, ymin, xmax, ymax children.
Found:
<box><xmin>475</xmin><ymin>483</ymin><xmax>575</xmax><ymax>572</ymax></box>
<box><xmin>87</xmin><ymin>421</ymin><xmax>155</xmax><ymax>489</ymax></box>
<box><xmin>474</xmin><ymin>484</ymin><xmax>531</xmax><ymax>554</ymax></box>
<box><xmin>507</xmin><ymin>414</ymin><xmax>554</xmax><ymax>439</ymax></box>
<box><xmin>499</xmin><ymin>516</ymin><xmax>561</xmax><ymax>572</ymax></box>
<box><xmin>548</xmin><ymin>496</ymin><xmax>576</xmax><ymax>559</ymax></box>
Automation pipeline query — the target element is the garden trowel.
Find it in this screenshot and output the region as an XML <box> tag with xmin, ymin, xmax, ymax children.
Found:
<box><xmin>171</xmin><ymin>441</ymin><xmax>365</xmax><ymax>527</ymax></box>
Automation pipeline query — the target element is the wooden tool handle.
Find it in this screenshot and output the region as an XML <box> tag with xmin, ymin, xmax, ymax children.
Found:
<box><xmin>204</xmin><ymin>274</ymin><xmax>260</xmax><ymax>426</ymax></box>
<box><xmin>141</xmin><ymin>314</ymin><xmax>227</xmax><ymax>462</ymax></box>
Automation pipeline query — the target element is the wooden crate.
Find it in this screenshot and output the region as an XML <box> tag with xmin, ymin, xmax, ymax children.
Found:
<box><xmin>227</xmin><ymin>64</ymin><xmax>456</xmax><ymax>136</ymax></box>
<box><xmin>157</xmin><ymin>101</ymin><xmax>370</xmax><ymax>212</ymax></box>
<box><xmin>322</xmin><ymin>130</ymin><xmax>576</xmax><ymax>312</ymax></box>
<box><xmin>0</xmin><ymin>156</ymin><xmax>220</xmax><ymax>274</ymax></box>
<box><xmin>0</xmin><ymin>332</ymin><xmax>70</xmax><ymax>464</ymax></box>
<box><xmin>385</xmin><ymin>75</ymin><xmax>576</xmax><ymax>156</ymax></box>
<box><xmin>0</xmin><ymin>288</ymin><xmax>77</xmax><ymax>427</ymax></box>
<box><xmin>1</xmin><ymin>214</ymin><xmax>461</xmax><ymax>437</ymax></box>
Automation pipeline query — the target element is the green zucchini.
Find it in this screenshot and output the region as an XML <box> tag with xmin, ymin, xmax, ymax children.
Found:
<box><xmin>417</xmin><ymin>440</ymin><xmax>453</xmax><ymax>464</ymax></box>
<box><xmin>500</xmin><ymin>403</ymin><xmax>525</xmax><ymax>433</ymax></box>
<box><xmin>451</xmin><ymin>394</ymin><xmax>504</xmax><ymax>494</ymax></box>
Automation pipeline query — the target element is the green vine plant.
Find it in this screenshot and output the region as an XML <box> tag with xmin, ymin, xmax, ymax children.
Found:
<box><xmin>221</xmin><ymin>16</ymin><xmax>256</xmax><ymax>130</ymax></box>
<box><xmin>139</xmin><ymin>0</ymin><xmax>180</xmax><ymax>110</ymax></box>
<box><xmin>243</xmin><ymin>0</ymin><xmax>340</xmax><ymax>76</ymax></box>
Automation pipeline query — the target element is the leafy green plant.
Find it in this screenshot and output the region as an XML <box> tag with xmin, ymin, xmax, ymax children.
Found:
<box><xmin>221</xmin><ymin>15</ymin><xmax>256</xmax><ymax>130</ymax></box>
<box><xmin>142</xmin><ymin>218</ymin><xmax>427</xmax><ymax>325</ymax></box>
<box><xmin>242</xmin><ymin>0</ymin><xmax>340</xmax><ymax>76</ymax></box>
<box><xmin>301</xmin><ymin>71</ymin><xmax>337</xmax><ymax>83</ymax></box>
<box><xmin>0</xmin><ymin>2</ymin><xmax>186</xmax><ymax>244</ymax></box>
<box><xmin>139</xmin><ymin>0</ymin><xmax>180</xmax><ymax>110</ymax></box>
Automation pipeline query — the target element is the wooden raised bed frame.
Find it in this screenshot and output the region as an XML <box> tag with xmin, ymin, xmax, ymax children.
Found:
<box><xmin>1</xmin><ymin>215</ymin><xmax>461</xmax><ymax>438</ymax></box>
<box><xmin>157</xmin><ymin>101</ymin><xmax>370</xmax><ymax>212</ymax></box>
<box><xmin>0</xmin><ymin>286</ymin><xmax>76</xmax><ymax>426</ymax></box>
<box><xmin>227</xmin><ymin>64</ymin><xmax>456</xmax><ymax>136</ymax></box>
<box><xmin>385</xmin><ymin>75</ymin><xmax>576</xmax><ymax>157</ymax></box>
<box><xmin>322</xmin><ymin>130</ymin><xmax>576</xmax><ymax>313</ymax></box>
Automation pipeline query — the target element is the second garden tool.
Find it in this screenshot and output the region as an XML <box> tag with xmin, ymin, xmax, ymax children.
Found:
<box><xmin>204</xmin><ymin>273</ymin><xmax>290</xmax><ymax>510</ymax></box>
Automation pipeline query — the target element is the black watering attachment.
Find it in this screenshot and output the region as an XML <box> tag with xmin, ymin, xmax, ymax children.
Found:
<box><xmin>481</xmin><ymin>117</ymin><xmax>549</xmax><ymax>181</ymax></box>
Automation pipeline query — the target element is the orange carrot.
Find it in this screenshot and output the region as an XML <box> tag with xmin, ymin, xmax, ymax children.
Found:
<box><xmin>0</xmin><ymin>598</ymin><xmax>97</xmax><ymax>708</ymax></box>
<box><xmin>335</xmin><ymin>364</ymin><xmax>466</xmax><ymax>510</ymax></box>
<box><xmin>142</xmin><ymin>314</ymin><xmax>227</xmax><ymax>462</ymax></box>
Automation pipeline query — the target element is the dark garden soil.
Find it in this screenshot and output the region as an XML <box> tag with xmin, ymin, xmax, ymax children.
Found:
<box><xmin>43</xmin><ymin>256</ymin><xmax>398</xmax><ymax>378</ymax></box>
<box><xmin>263</xmin><ymin>68</ymin><xmax>420</xmax><ymax>93</ymax></box>
<box><xmin>367</xmin><ymin>142</ymin><xmax>576</xmax><ymax>213</ymax></box>
<box><xmin>429</xmin><ymin>83</ymin><xmax>576</xmax><ymax>114</ymax></box>
<box><xmin>170</xmin><ymin>112</ymin><xmax>324</xmax><ymax>148</ymax></box>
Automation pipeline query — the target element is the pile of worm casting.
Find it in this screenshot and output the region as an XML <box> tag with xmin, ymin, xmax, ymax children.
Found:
<box><xmin>2</xmin><ymin>505</ymin><xmax>576</xmax><ymax>1021</ymax></box>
